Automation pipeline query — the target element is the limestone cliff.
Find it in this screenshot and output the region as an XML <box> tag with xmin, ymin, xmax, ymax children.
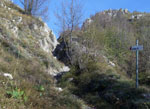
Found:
<box><xmin>0</xmin><ymin>0</ymin><xmax>69</xmax><ymax>77</ymax></box>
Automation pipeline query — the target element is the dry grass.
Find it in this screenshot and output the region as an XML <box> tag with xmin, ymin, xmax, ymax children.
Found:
<box><xmin>0</xmin><ymin>1</ymin><xmax>81</xmax><ymax>108</ymax></box>
<box><xmin>0</xmin><ymin>44</ymin><xmax>81</xmax><ymax>108</ymax></box>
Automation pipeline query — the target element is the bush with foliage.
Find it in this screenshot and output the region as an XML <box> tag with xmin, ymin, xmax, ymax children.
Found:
<box><xmin>58</xmin><ymin>56</ymin><xmax>150</xmax><ymax>108</ymax></box>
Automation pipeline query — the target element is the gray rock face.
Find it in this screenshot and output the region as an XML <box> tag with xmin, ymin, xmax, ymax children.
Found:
<box><xmin>48</xmin><ymin>66</ymin><xmax>70</xmax><ymax>77</ymax></box>
<box><xmin>39</xmin><ymin>23</ymin><xmax>58</xmax><ymax>53</ymax></box>
<box><xmin>0</xmin><ymin>72</ymin><xmax>13</xmax><ymax>79</ymax></box>
<box><xmin>0</xmin><ymin>0</ymin><xmax>69</xmax><ymax>77</ymax></box>
<box><xmin>0</xmin><ymin>17</ymin><xmax>58</xmax><ymax>54</ymax></box>
<box><xmin>124</xmin><ymin>9</ymin><xmax>128</xmax><ymax>13</ymax></box>
<box><xmin>82</xmin><ymin>18</ymin><xmax>93</xmax><ymax>29</ymax></box>
<box><xmin>130</xmin><ymin>14</ymin><xmax>144</xmax><ymax>20</ymax></box>
<box><xmin>0</xmin><ymin>0</ymin><xmax>58</xmax><ymax>54</ymax></box>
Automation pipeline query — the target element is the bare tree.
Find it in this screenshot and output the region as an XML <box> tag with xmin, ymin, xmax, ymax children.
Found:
<box><xmin>19</xmin><ymin>0</ymin><xmax>49</xmax><ymax>18</ymax></box>
<box><xmin>55</xmin><ymin>0</ymin><xmax>84</xmax><ymax>64</ymax></box>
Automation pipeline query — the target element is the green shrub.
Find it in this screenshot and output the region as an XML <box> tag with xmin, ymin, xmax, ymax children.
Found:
<box><xmin>59</xmin><ymin>58</ymin><xmax>150</xmax><ymax>109</ymax></box>
<box><xmin>6</xmin><ymin>87</ymin><xmax>28</xmax><ymax>102</ymax></box>
<box><xmin>139</xmin><ymin>72</ymin><xmax>150</xmax><ymax>85</ymax></box>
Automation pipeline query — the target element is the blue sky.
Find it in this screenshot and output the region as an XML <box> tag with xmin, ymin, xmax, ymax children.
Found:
<box><xmin>13</xmin><ymin>0</ymin><xmax>150</xmax><ymax>38</ymax></box>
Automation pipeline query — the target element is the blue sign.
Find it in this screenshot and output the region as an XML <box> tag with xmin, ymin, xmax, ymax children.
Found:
<box><xmin>130</xmin><ymin>40</ymin><xmax>143</xmax><ymax>88</ymax></box>
<box><xmin>130</xmin><ymin>45</ymin><xmax>143</xmax><ymax>51</ymax></box>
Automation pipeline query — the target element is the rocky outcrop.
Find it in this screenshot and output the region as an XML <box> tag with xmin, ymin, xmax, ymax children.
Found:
<box><xmin>0</xmin><ymin>0</ymin><xmax>69</xmax><ymax>76</ymax></box>
<box><xmin>82</xmin><ymin>18</ymin><xmax>93</xmax><ymax>29</ymax></box>
<box><xmin>0</xmin><ymin>72</ymin><xmax>13</xmax><ymax>79</ymax></box>
<box><xmin>39</xmin><ymin>23</ymin><xmax>58</xmax><ymax>53</ymax></box>
<box><xmin>0</xmin><ymin>0</ymin><xmax>58</xmax><ymax>53</ymax></box>
<box><xmin>82</xmin><ymin>9</ymin><xmax>145</xmax><ymax>30</ymax></box>
<box><xmin>48</xmin><ymin>66</ymin><xmax>70</xmax><ymax>77</ymax></box>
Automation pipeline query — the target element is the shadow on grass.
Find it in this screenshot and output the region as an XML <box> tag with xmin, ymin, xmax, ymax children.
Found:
<box><xmin>61</xmin><ymin>71</ymin><xmax>150</xmax><ymax>109</ymax></box>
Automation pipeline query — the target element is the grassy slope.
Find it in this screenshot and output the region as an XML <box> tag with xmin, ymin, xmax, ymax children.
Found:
<box><xmin>0</xmin><ymin>0</ymin><xmax>83</xmax><ymax>108</ymax></box>
<box><xmin>59</xmin><ymin>56</ymin><xmax>150</xmax><ymax>109</ymax></box>
<box><xmin>58</xmin><ymin>10</ymin><xmax>150</xmax><ymax>109</ymax></box>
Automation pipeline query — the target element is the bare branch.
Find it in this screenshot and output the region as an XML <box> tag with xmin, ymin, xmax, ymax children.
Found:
<box><xmin>55</xmin><ymin>0</ymin><xmax>84</xmax><ymax>64</ymax></box>
<box><xmin>18</xmin><ymin>0</ymin><xmax>50</xmax><ymax>19</ymax></box>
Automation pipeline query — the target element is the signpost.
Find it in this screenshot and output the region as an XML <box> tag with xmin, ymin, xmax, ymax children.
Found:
<box><xmin>130</xmin><ymin>40</ymin><xmax>143</xmax><ymax>88</ymax></box>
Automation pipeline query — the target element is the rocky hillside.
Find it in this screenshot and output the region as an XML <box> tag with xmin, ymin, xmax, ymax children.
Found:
<box><xmin>2</xmin><ymin>0</ymin><xmax>150</xmax><ymax>108</ymax></box>
<box><xmin>0</xmin><ymin>0</ymin><xmax>85</xmax><ymax>108</ymax></box>
<box><xmin>56</xmin><ymin>9</ymin><xmax>150</xmax><ymax>109</ymax></box>
<box><xmin>0</xmin><ymin>0</ymin><xmax>70</xmax><ymax>76</ymax></box>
